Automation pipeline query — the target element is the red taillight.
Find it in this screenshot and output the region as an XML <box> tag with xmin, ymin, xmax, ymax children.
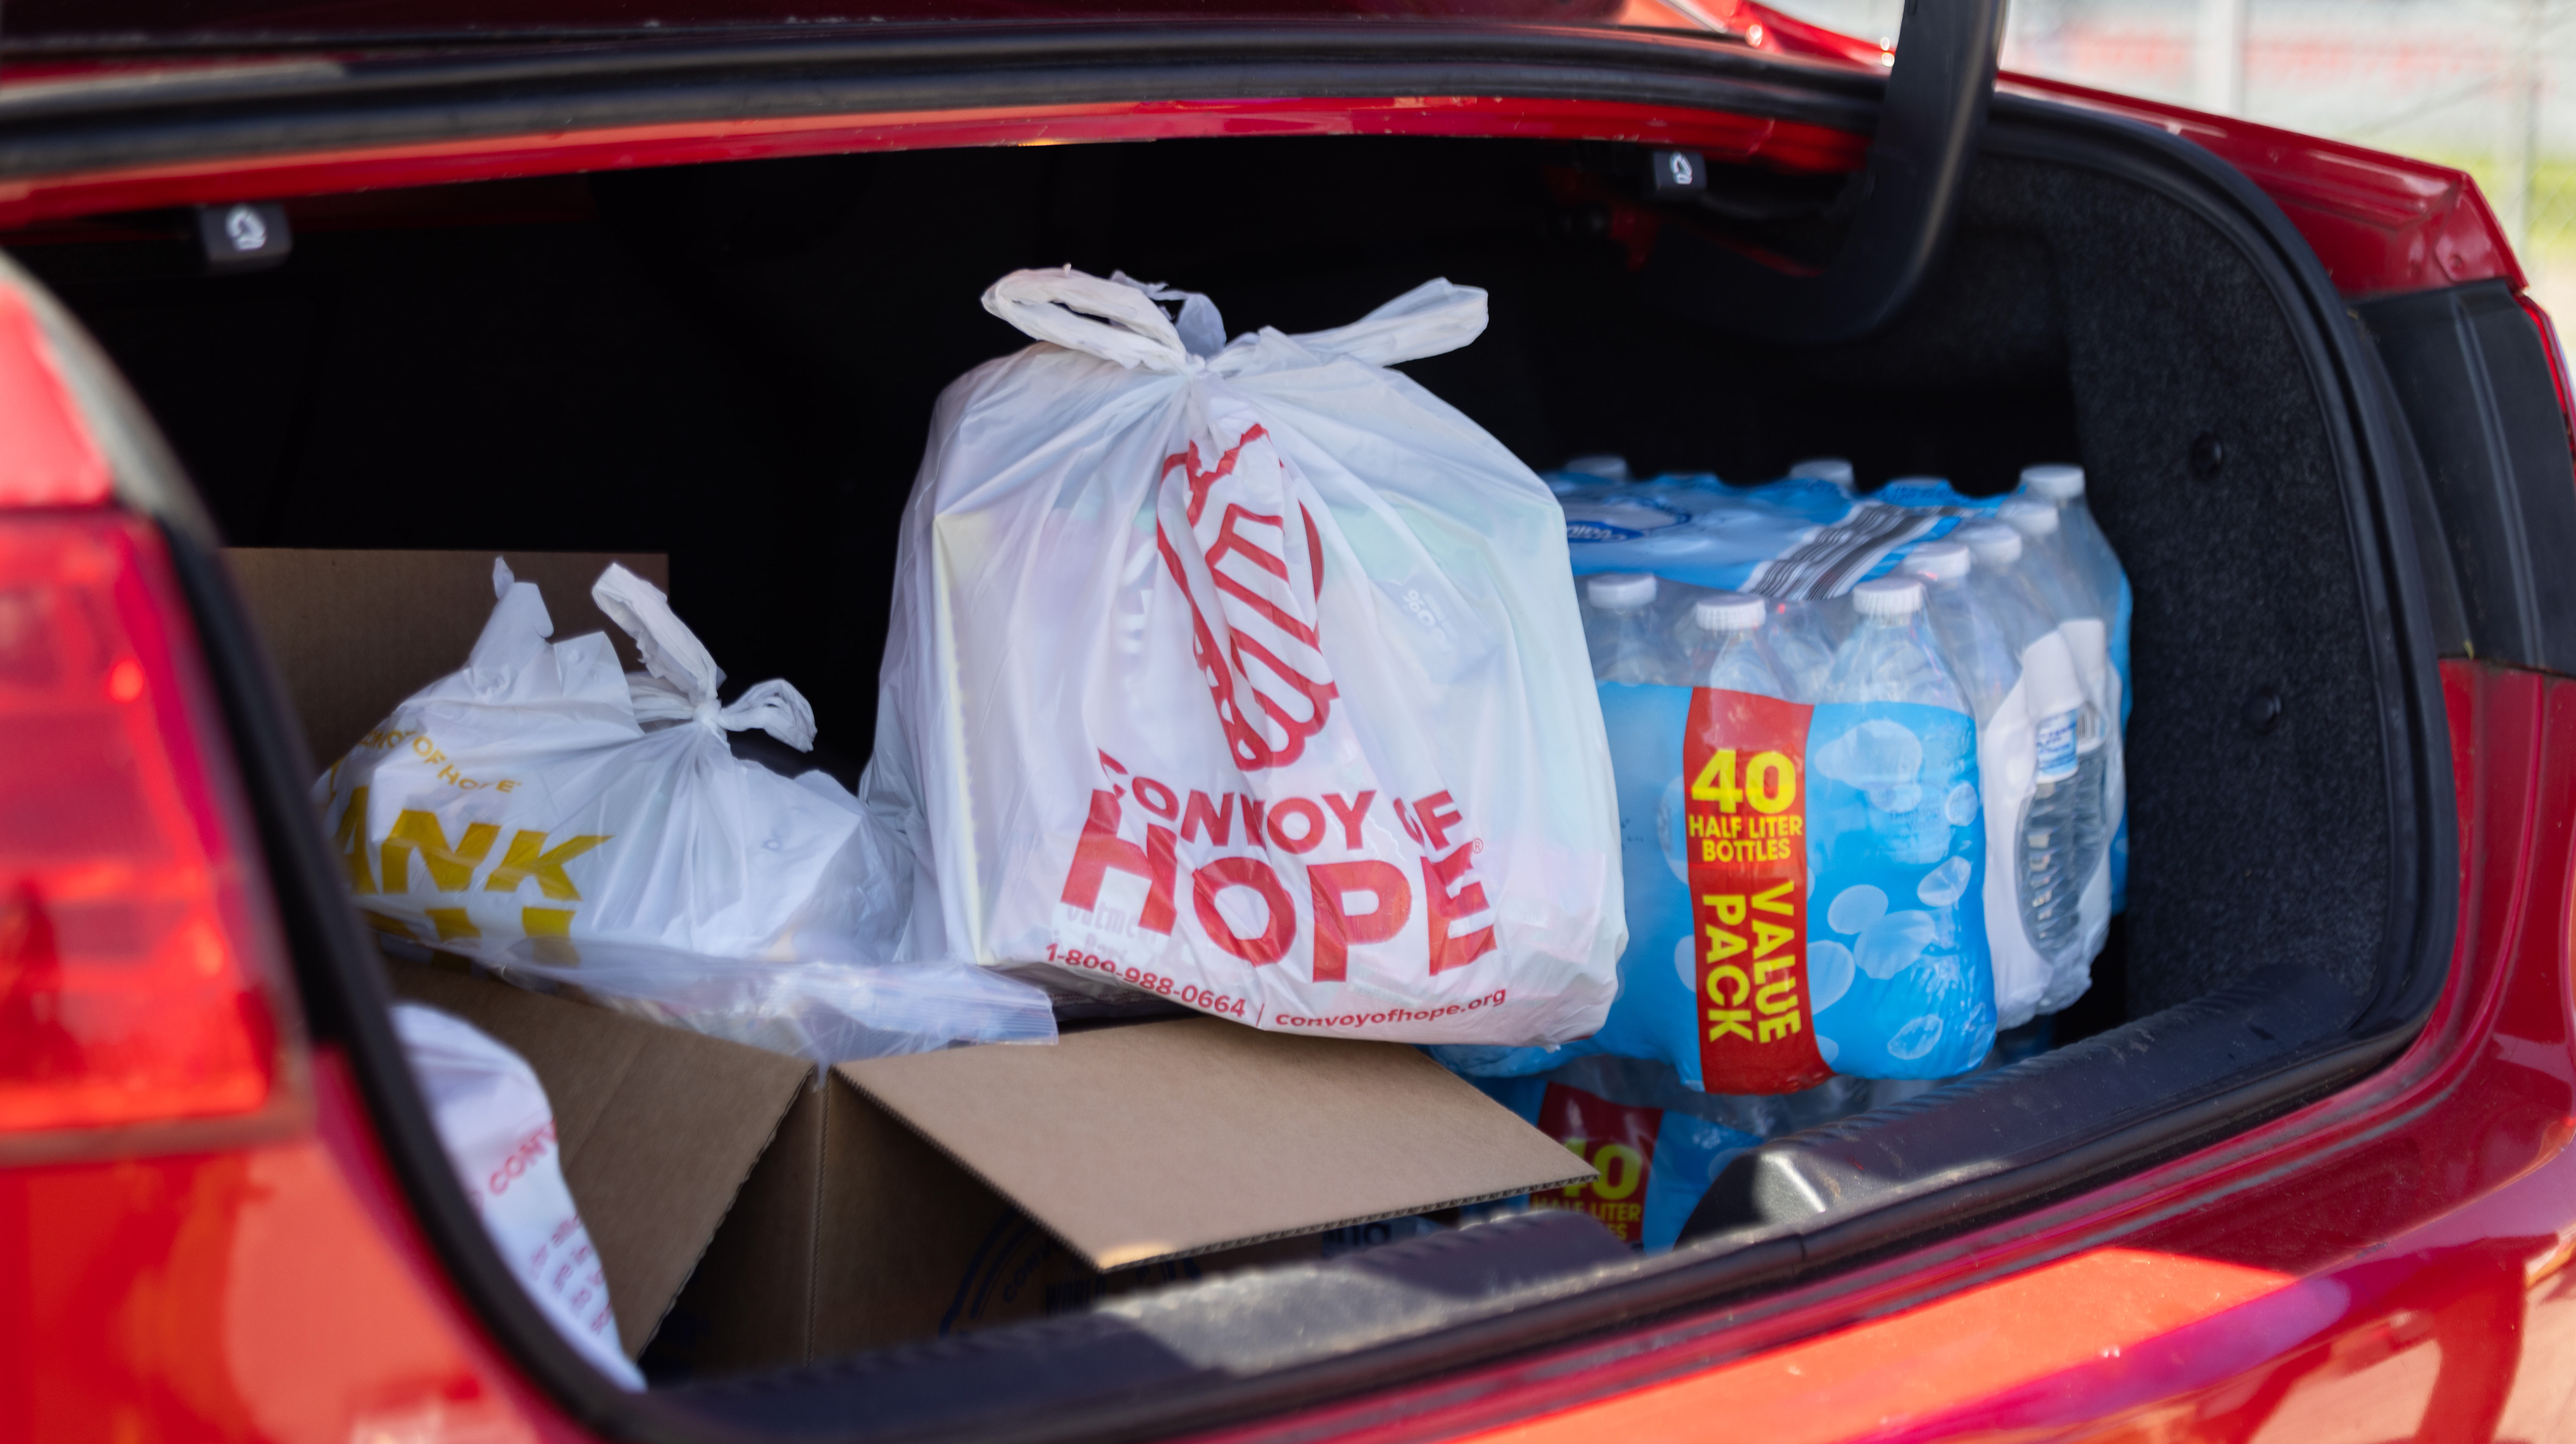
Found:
<box><xmin>0</xmin><ymin>510</ymin><xmax>289</xmax><ymax>1133</ymax></box>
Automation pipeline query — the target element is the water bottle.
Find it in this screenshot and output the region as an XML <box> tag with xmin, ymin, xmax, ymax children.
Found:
<box><xmin>1996</xmin><ymin>499</ymin><xmax>2096</xmax><ymax>628</ymax></box>
<box><xmin>1673</xmin><ymin>591</ymin><xmax>1796</xmax><ymax>938</ymax></box>
<box><xmin>1562</xmin><ymin>454</ymin><xmax>1633</xmax><ymax>484</ymax></box>
<box><xmin>1905</xmin><ymin>539</ymin><xmax>2015</xmax><ymax>722</ymax></box>
<box><xmin>1960</xmin><ymin>522</ymin><xmax>2099</xmax><ymax>966</ymax></box>
<box><xmin>1787</xmin><ymin>457</ymin><xmax>1856</xmax><ymax>493</ymax></box>
<box><xmin>1808</xmin><ymin>575</ymin><xmax>1993</xmax><ymax>1078</ymax></box>
<box><xmin>1584</xmin><ymin>572</ymin><xmax>1675</xmax><ymax>685</ymax></box>
<box><xmin>1760</xmin><ymin>599</ymin><xmax>1835</xmax><ymax>702</ymax></box>
<box><xmin>1956</xmin><ymin>524</ymin><xmax>2054</xmax><ymax>657</ymax></box>
<box><xmin>1822</xmin><ymin>577</ymin><xmax>1966</xmax><ymax>711</ymax></box>
<box><xmin>1681</xmin><ymin>588</ymin><xmax>1839</xmax><ymax>1097</ymax></box>
<box><xmin>2015</xmin><ymin>635</ymin><xmax>2090</xmax><ymax>967</ymax></box>
<box><xmin>1821</xmin><ymin>576</ymin><xmax>1968</xmax><ymax>874</ymax></box>
<box><xmin>1998</xmin><ymin>501</ymin><xmax>2115</xmax><ymax>898</ymax></box>
<box><xmin>2007</xmin><ymin>472</ymin><xmax>2128</xmax><ymax>738</ymax></box>
<box><xmin>1914</xmin><ymin>533</ymin><xmax>2058</xmax><ymax>1022</ymax></box>
<box><xmin>2016</xmin><ymin>465</ymin><xmax>2125</xmax><ymax>628</ymax></box>
<box><xmin>1691</xmin><ymin>591</ymin><xmax>1792</xmax><ymax>697</ymax></box>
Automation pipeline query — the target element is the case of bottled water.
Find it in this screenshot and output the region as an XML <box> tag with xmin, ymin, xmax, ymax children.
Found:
<box><xmin>1442</xmin><ymin>564</ymin><xmax>1993</xmax><ymax>1091</ymax></box>
<box><xmin>1441</xmin><ymin>459</ymin><xmax>2130</xmax><ymax>1093</ymax></box>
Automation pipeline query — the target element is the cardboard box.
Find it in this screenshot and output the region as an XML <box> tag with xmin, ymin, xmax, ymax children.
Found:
<box><xmin>654</xmin><ymin>1015</ymin><xmax>1591</xmax><ymax>1375</ymax></box>
<box><xmin>244</xmin><ymin>549</ymin><xmax>1601</xmax><ymax>1378</ymax></box>
<box><xmin>388</xmin><ymin>959</ymin><xmax>808</xmax><ymax>1360</ymax></box>
<box><xmin>391</xmin><ymin>961</ymin><xmax>1593</xmax><ymax>1376</ymax></box>
<box><xmin>224</xmin><ymin>549</ymin><xmax>669</xmax><ymax>763</ymax></box>
<box><xmin>846</xmin><ymin>1016</ymin><xmax>1584</xmax><ymax>1270</ymax></box>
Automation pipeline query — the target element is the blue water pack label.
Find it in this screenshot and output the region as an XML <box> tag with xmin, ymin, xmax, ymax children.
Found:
<box><xmin>1543</xmin><ymin>682</ymin><xmax>1995</xmax><ymax>1091</ymax></box>
<box><xmin>1799</xmin><ymin>698</ymin><xmax>1995</xmax><ymax>1078</ymax></box>
<box><xmin>1475</xmin><ymin>1073</ymin><xmax>1761</xmax><ymax>1251</ymax></box>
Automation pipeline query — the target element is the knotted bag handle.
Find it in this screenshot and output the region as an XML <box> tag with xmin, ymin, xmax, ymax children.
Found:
<box><xmin>982</xmin><ymin>268</ymin><xmax>1488</xmax><ymax>371</ymax></box>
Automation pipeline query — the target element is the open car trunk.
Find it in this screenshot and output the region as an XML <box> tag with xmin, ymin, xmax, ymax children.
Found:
<box><xmin>4</xmin><ymin>97</ymin><xmax>2458</xmax><ymax>1439</ymax></box>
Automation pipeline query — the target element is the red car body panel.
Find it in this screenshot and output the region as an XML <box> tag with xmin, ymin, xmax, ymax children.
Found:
<box><xmin>1991</xmin><ymin>69</ymin><xmax>2523</xmax><ymax>299</ymax></box>
<box><xmin>0</xmin><ymin>26</ymin><xmax>2568</xmax><ymax>1441</ymax></box>
<box><xmin>0</xmin><ymin>1053</ymin><xmax>575</xmax><ymax>1444</ymax></box>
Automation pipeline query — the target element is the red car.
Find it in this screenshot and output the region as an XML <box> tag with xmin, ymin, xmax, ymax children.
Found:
<box><xmin>3</xmin><ymin>0</ymin><xmax>2572</xmax><ymax>1438</ymax></box>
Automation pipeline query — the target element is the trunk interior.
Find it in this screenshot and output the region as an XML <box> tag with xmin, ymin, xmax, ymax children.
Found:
<box><xmin>3</xmin><ymin>126</ymin><xmax>2440</xmax><ymax>1422</ymax></box>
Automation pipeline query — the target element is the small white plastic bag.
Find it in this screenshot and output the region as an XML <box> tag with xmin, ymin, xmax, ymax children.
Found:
<box><xmin>324</xmin><ymin>562</ymin><xmax>1055</xmax><ymax>1061</ymax></box>
<box><xmin>393</xmin><ymin>1003</ymin><xmax>644</xmax><ymax>1388</ymax></box>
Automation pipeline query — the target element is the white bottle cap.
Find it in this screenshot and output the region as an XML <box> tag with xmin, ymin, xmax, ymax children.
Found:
<box><xmin>1909</xmin><ymin>539</ymin><xmax>1972</xmax><ymax>582</ymax></box>
<box><xmin>2000</xmin><ymin>497</ymin><xmax>2061</xmax><ymax>537</ymax></box>
<box><xmin>1586</xmin><ymin>572</ymin><xmax>1658</xmax><ymax>611</ymax></box>
<box><xmin>1563</xmin><ymin>454</ymin><xmax>1632</xmax><ymax>483</ymax></box>
<box><xmin>1694</xmin><ymin>592</ymin><xmax>1767</xmax><ymax>632</ymax></box>
<box><xmin>2020</xmin><ymin>463</ymin><xmax>2085</xmax><ymax>501</ymax></box>
<box><xmin>1851</xmin><ymin>576</ymin><xmax>1925</xmax><ymax>617</ymax></box>
<box><xmin>1788</xmin><ymin>457</ymin><xmax>1855</xmax><ymax>489</ymax></box>
<box><xmin>1957</xmin><ymin>521</ymin><xmax>2023</xmax><ymax>566</ymax></box>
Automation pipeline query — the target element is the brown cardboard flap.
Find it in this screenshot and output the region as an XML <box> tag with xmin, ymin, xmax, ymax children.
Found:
<box><xmin>653</xmin><ymin>1069</ymin><xmax>1027</xmax><ymax>1373</ymax></box>
<box><xmin>387</xmin><ymin>961</ymin><xmax>809</xmax><ymax>1357</ymax></box>
<box><xmin>838</xmin><ymin>1018</ymin><xmax>1595</xmax><ymax>1271</ymax></box>
<box><xmin>223</xmin><ymin>549</ymin><xmax>669</xmax><ymax>764</ymax></box>
<box><xmin>646</xmin><ymin>1069</ymin><xmax>1354</xmax><ymax>1376</ymax></box>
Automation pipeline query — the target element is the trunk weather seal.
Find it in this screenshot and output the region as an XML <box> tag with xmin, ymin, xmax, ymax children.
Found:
<box><xmin>0</xmin><ymin>26</ymin><xmax>1878</xmax><ymax>184</ymax></box>
<box><xmin>53</xmin><ymin>35</ymin><xmax>2453</xmax><ymax>1444</ymax></box>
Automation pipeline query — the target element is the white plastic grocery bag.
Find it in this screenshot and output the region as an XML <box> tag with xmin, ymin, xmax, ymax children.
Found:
<box><xmin>393</xmin><ymin>1002</ymin><xmax>643</xmax><ymax>1387</ymax></box>
<box><xmin>321</xmin><ymin>562</ymin><xmax>1055</xmax><ymax>1060</ymax></box>
<box><xmin>864</xmin><ymin>267</ymin><xmax>1623</xmax><ymax>1043</ymax></box>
